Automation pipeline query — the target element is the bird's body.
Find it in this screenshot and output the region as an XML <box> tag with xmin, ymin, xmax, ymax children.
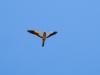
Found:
<box><xmin>27</xmin><ymin>30</ymin><xmax>57</xmax><ymax>47</ymax></box>
<box><xmin>42</xmin><ymin>32</ymin><xmax>46</xmax><ymax>47</ymax></box>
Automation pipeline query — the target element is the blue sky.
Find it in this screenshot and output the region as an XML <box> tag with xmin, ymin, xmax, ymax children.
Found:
<box><xmin>0</xmin><ymin>0</ymin><xmax>100</xmax><ymax>75</ymax></box>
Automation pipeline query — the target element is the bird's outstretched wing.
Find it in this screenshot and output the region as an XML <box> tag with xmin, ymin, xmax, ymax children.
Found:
<box><xmin>46</xmin><ymin>31</ymin><xmax>58</xmax><ymax>38</ymax></box>
<box><xmin>27</xmin><ymin>30</ymin><xmax>43</xmax><ymax>38</ymax></box>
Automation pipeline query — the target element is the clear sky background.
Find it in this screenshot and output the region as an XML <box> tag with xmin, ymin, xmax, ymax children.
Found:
<box><xmin>0</xmin><ymin>0</ymin><xmax>100</xmax><ymax>75</ymax></box>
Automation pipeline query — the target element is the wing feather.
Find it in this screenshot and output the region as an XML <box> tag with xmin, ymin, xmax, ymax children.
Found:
<box><xmin>27</xmin><ymin>30</ymin><xmax>43</xmax><ymax>38</ymax></box>
<box><xmin>46</xmin><ymin>31</ymin><xmax>57</xmax><ymax>38</ymax></box>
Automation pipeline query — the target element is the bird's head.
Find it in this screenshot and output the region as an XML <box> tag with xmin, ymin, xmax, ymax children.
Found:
<box><xmin>43</xmin><ymin>32</ymin><xmax>46</xmax><ymax>36</ymax></box>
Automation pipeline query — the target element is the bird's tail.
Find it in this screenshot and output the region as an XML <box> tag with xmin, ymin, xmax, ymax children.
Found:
<box><xmin>42</xmin><ymin>39</ymin><xmax>45</xmax><ymax>47</ymax></box>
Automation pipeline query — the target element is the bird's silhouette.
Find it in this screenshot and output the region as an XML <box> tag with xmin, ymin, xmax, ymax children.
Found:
<box><xmin>27</xmin><ymin>29</ymin><xmax>57</xmax><ymax>47</ymax></box>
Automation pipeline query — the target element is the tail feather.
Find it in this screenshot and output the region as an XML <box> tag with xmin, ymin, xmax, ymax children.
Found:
<box><xmin>42</xmin><ymin>42</ymin><xmax>44</xmax><ymax>47</ymax></box>
<box><xmin>42</xmin><ymin>40</ymin><xmax>45</xmax><ymax>47</ymax></box>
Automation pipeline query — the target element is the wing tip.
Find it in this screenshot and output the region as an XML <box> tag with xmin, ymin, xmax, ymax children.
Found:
<box><xmin>54</xmin><ymin>31</ymin><xmax>58</xmax><ymax>34</ymax></box>
<box><xmin>27</xmin><ymin>30</ymin><xmax>31</xmax><ymax>33</ymax></box>
<box><xmin>27</xmin><ymin>30</ymin><xmax>34</xmax><ymax>34</ymax></box>
<box><xmin>27</xmin><ymin>30</ymin><xmax>30</xmax><ymax>32</ymax></box>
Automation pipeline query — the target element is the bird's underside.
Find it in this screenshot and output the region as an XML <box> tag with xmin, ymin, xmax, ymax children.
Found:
<box><xmin>27</xmin><ymin>29</ymin><xmax>57</xmax><ymax>47</ymax></box>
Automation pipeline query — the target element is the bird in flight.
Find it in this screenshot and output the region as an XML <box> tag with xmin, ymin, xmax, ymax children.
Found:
<box><xmin>27</xmin><ymin>29</ymin><xmax>58</xmax><ymax>47</ymax></box>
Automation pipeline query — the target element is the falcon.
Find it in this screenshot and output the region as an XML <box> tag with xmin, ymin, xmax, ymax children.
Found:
<box><xmin>27</xmin><ymin>29</ymin><xmax>58</xmax><ymax>47</ymax></box>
